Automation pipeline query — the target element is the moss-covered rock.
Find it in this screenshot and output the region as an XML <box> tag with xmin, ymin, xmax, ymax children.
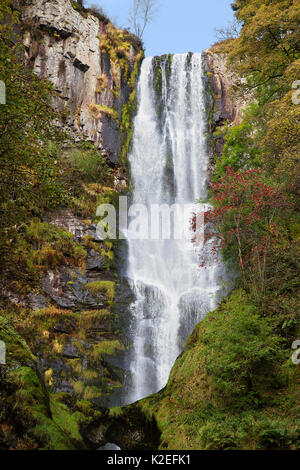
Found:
<box><xmin>10</xmin><ymin>304</ymin><xmax>124</xmax><ymax>406</ymax></box>
<box><xmin>0</xmin><ymin>316</ymin><xmax>86</xmax><ymax>450</ymax></box>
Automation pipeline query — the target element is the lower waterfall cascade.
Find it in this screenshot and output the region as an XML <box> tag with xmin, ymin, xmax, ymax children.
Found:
<box><xmin>123</xmin><ymin>53</ymin><xmax>227</xmax><ymax>404</ymax></box>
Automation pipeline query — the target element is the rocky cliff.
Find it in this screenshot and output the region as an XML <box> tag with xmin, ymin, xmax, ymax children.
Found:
<box><xmin>20</xmin><ymin>0</ymin><xmax>143</xmax><ymax>164</ymax></box>
<box><xmin>202</xmin><ymin>49</ymin><xmax>250</xmax><ymax>169</ymax></box>
<box><xmin>203</xmin><ymin>49</ymin><xmax>245</xmax><ymax>128</ymax></box>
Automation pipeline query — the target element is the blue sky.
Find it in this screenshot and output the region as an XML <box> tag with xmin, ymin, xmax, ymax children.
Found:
<box><xmin>86</xmin><ymin>0</ymin><xmax>235</xmax><ymax>57</ymax></box>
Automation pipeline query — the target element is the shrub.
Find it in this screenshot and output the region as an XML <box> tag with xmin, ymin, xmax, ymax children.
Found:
<box><xmin>89</xmin><ymin>103</ymin><xmax>119</xmax><ymax>122</ymax></box>
<box><xmin>202</xmin><ymin>290</ymin><xmax>284</xmax><ymax>409</ymax></box>
<box><xmin>62</xmin><ymin>145</ymin><xmax>111</xmax><ymax>184</ymax></box>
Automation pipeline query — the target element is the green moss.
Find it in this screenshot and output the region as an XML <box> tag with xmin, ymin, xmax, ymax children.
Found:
<box><xmin>62</xmin><ymin>144</ymin><xmax>111</xmax><ymax>184</ymax></box>
<box><xmin>72</xmin><ymin>380</ymin><xmax>85</xmax><ymax>396</ymax></box>
<box><xmin>120</xmin><ymin>90</ymin><xmax>137</xmax><ymax>164</ymax></box>
<box><xmin>89</xmin><ymin>103</ymin><xmax>119</xmax><ymax>123</ymax></box>
<box><xmin>83</xmin><ymin>235</ymin><xmax>114</xmax><ymax>269</ymax></box>
<box><xmin>120</xmin><ymin>50</ymin><xmax>144</xmax><ymax>165</ymax></box>
<box><xmin>98</xmin><ymin>23</ymin><xmax>142</xmax><ymax>86</ymax></box>
<box><xmin>0</xmin><ymin>315</ymin><xmax>36</xmax><ymax>365</ymax></box>
<box><xmin>86</xmin><ymin>280</ymin><xmax>115</xmax><ymax>301</ymax></box>
<box><xmin>82</xmin><ymin>369</ymin><xmax>98</xmax><ymax>381</ymax></box>
<box><xmin>109</xmin><ymin>406</ymin><xmax>123</xmax><ymax>418</ymax></box>
<box><xmin>6</xmin><ymin>303</ymin><xmax>123</xmax><ymax>410</ymax></box>
<box><xmin>75</xmin><ymin>400</ymin><xmax>93</xmax><ymax>414</ymax></box>
<box><xmin>92</xmin><ymin>339</ymin><xmax>124</xmax><ymax>358</ymax></box>
<box><xmin>82</xmin><ymin>385</ymin><xmax>103</xmax><ymax>401</ymax></box>
<box><xmin>79</xmin><ymin>309</ymin><xmax>113</xmax><ymax>329</ymax></box>
<box><xmin>0</xmin><ymin>317</ymin><xmax>86</xmax><ymax>450</ymax></box>
<box><xmin>70</xmin><ymin>1</ymin><xmax>83</xmax><ymax>13</ymax></box>
<box><xmin>10</xmin><ymin>220</ymin><xmax>87</xmax><ymax>290</ymax></box>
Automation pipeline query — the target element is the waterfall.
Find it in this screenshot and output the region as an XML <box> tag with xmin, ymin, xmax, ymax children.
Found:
<box><xmin>123</xmin><ymin>53</ymin><xmax>225</xmax><ymax>404</ymax></box>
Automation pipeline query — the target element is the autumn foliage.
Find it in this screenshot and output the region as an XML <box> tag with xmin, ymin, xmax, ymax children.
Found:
<box><xmin>192</xmin><ymin>167</ymin><xmax>288</xmax><ymax>297</ymax></box>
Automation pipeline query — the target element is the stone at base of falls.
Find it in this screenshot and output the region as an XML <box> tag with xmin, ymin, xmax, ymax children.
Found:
<box><xmin>92</xmin><ymin>404</ymin><xmax>161</xmax><ymax>450</ymax></box>
<box><xmin>98</xmin><ymin>442</ymin><xmax>121</xmax><ymax>450</ymax></box>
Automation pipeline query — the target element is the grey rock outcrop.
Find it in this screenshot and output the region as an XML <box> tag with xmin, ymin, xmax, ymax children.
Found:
<box><xmin>203</xmin><ymin>49</ymin><xmax>247</xmax><ymax>128</ymax></box>
<box><xmin>20</xmin><ymin>0</ymin><xmax>142</xmax><ymax>164</ymax></box>
<box><xmin>202</xmin><ymin>49</ymin><xmax>252</xmax><ymax>171</ymax></box>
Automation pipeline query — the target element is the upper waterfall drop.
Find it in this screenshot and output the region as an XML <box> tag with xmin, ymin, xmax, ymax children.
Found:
<box><xmin>123</xmin><ymin>53</ymin><xmax>225</xmax><ymax>404</ymax></box>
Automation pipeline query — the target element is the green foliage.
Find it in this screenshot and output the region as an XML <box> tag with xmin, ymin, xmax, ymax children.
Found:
<box><xmin>109</xmin><ymin>406</ymin><xmax>123</xmax><ymax>418</ymax></box>
<box><xmin>8</xmin><ymin>220</ymin><xmax>86</xmax><ymax>289</ymax></box>
<box><xmin>99</xmin><ymin>23</ymin><xmax>142</xmax><ymax>82</ymax></box>
<box><xmin>206</xmin><ymin>1</ymin><xmax>300</xmax><ymax>310</ymax></box>
<box><xmin>120</xmin><ymin>90</ymin><xmax>137</xmax><ymax>164</ymax></box>
<box><xmin>194</xmin><ymin>168</ymin><xmax>290</xmax><ymax>300</ymax></box>
<box><xmin>59</xmin><ymin>142</ymin><xmax>115</xmax><ymax>218</ymax></box>
<box><xmin>229</xmin><ymin>0</ymin><xmax>300</xmax><ymax>85</ymax></box>
<box><xmin>89</xmin><ymin>103</ymin><xmax>119</xmax><ymax>123</ymax></box>
<box><xmin>92</xmin><ymin>339</ymin><xmax>124</xmax><ymax>359</ymax></box>
<box><xmin>120</xmin><ymin>50</ymin><xmax>144</xmax><ymax>165</ymax></box>
<box><xmin>214</xmin><ymin>113</ymin><xmax>261</xmax><ymax>177</ymax></box>
<box><xmin>0</xmin><ymin>315</ymin><xmax>36</xmax><ymax>365</ymax></box>
<box><xmin>221</xmin><ymin>0</ymin><xmax>300</xmax><ymax>204</ymax></box>
<box><xmin>201</xmin><ymin>290</ymin><xmax>284</xmax><ymax>408</ymax></box>
<box><xmin>62</xmin><ymin>144</ymin><xmax>112</xmax><ymax>184</ymax></box>
<box><xmin>0</xmin><ymin>315</ymin><xmax>86</xmax><ymax>450</ymax></box>
<box><xmin>0</xmin><ymin>1</ymin><xmax>67</xmax><ymax>264</ymax></box>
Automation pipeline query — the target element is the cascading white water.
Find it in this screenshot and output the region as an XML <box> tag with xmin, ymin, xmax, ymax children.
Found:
<box><xmin>124</xmin><ymin>53</ymin><xmax>225</xmax><ymax>404</ymax></box>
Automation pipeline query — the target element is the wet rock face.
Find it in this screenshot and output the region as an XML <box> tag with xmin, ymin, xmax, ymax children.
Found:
<box><xmin>0</xmin><ymin>207</ymin><xmax>124</xmax><ymax>405</ymax></box>
<box><xmin>9</xmin><ymin>210</ymin><xmax>124</xmax><ymax>405</ymax></box>
<box><xmin>202</xmin><ymin>49</ymin><xmax>251</xmax><ymax>174</ymax></box>
<box><xmin>49</xmin><ymin>209</ymin><xmax>103</xmax><ymax>241</ymax></box>
<box><xmin>203</xmin><ymin>49</ymin><xmax>246</xmax><ymax>128</ymax></box>
<box><xmin>20</xmin><ymin>0</ymin><xmax>140</xmax><ymax>164</ymax></box>
<box><xmin>34</xmin><ymin>310</ymin><xmax>121</xmax><ymax>397</ymax></box>
<box><xmin>41</xmin><ymin>268</ymin><xmax>106</xmax><ymax>309</ymax></box>
<box><xmin>104</xmin><ymin>406</ymin><xmax>161</xmax><ymax>451</ymax></box>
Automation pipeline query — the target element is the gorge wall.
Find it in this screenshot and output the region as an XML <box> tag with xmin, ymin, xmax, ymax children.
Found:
<box><xmin>202</xmin><ymin>49</ymin><xmax>248</xmax><ymax>173</ymax></box>
<box><xmin>20</xmin><ymin>0</ymin><xmax>143</xmax><ymax>164</ymax></box>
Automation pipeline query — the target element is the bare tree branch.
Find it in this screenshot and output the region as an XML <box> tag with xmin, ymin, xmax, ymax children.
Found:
<box><xmin>128</xmin><ymin>0</ymin><xmax>159</xmax><ymax>39</ymax></box>
<box><xmin>214</xmin><ymin>19</ymin><xmax>241</xmax><ymax>42</ymax></box>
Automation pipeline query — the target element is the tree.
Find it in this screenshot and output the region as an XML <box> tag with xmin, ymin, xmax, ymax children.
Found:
<box><xmin>128</xmin><ymin>0</ymin><xmax>158</xmax><ymax>40</ymax></box>
<box><xmin>214</xmin><ymin>18</ymin><xmax>241</xmax><ymax>42</ymax></box>
<box><xmin>191</xmin><ymin>168</ymin><xmax>288</xmax><ymax>298</ymax></box>
<box><xmin>0</xmin><ymin>1</ymin><xmax>65</xmax><ymax>265</ymax></box>
<box><xmin>228</xmin><ymin>0</ymin><xmax>300</xmax><ymax>87</ymax></box>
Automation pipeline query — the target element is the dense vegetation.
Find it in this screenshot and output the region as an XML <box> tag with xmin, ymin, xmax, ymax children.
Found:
<box><xmin>135</xmin><ymin>0</ymin><xmax>300</xmax><ymax>450</ymax></box>
<box><xmin>0</xmin><ymin>1</ymin><xmax>66</xmax><ymax>270</ymax></box>
<box><xmin>134</xmin><ymin>290</ymin><xmax>299</xmax><ymax>449</ymax></box>
<box><xmin>208</xmin><ymin>0</ymin><xmax>300</xmax><ymax>319</ymax></box>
